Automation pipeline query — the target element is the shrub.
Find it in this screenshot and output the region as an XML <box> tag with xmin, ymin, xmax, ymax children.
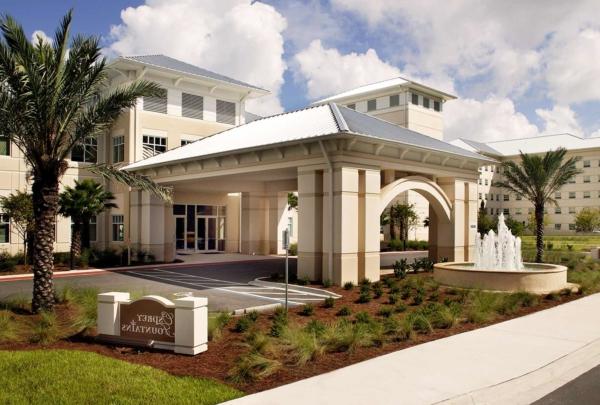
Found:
<box><xmin>372</xmin><ymin>282</ymin><xmax>384</xmax><ymax>299</ymax></box>
<box><xmin>234</xmin><ymin>313</ymin><xmax>257</xmax><ymax>333</ymax></box>
<box><xmin>336</xmin><ymin>306</ymin><xmax>351</xmax><ymax>317</ymax></box>
<box><xmin>269</xmin><ymin>307</ymin><xmax>288</xmax><ymax>337</ymax></box>
<box><xmin>299</xmin><ymin>304</ymin><xmax>314</xmax><ymax>316</ymax></box>
<box><xmin>354</xmin><ymin>311</ymin><xmax>372</xmax><ymax>323</ymax></box>
<box><xmin>322</xmin><ymin>279</ymin><xmax>332</xmax><ymax>288</ymax></box>
<box><xmin>359</xmin><ymin>278</ymin><xmax>371</xmax><ymax>287</ymax></box>
<box><xmin>377</xmin><ymin>306</ymin><xmax>394</xmax><ymax>318</ymax></box>
<box><xmin>393</xmin><ymin>259</ymin><xmax>408</xmax><ymax>279</ymax></box>
<box><xmin>228</xmin><ymin>352</ymin><xmax>281</xmax><ymax>384</ymax></box>
<box><xmin>394</xmin><ymin>303</ymin><xmax>408</xmax><ymax>313</ymax></box>
<box><xmin>388</xmin><ymin>293</ymin><xmax>399</xmax><ymax>305</ymax></box>
<box><xmin>323</xmin><ymin>297</ymin><xmax>335</xmax><ymax>308</ymax></box>
<box><xmin>296</xmin><ymin>277</ymin><xmax>310</xmax><ymax>286</ymax></box>
<box><xmin>29</xmin><ymin>311</ymin><xmax>61</xmax><ymax>344</ymax></box>
<box><xmin>288</xmin><ymin>243</ymin><xmax>298</xmax><ymax>256</ymax></box>
<box><xmin>208</xmin><ymin>312</ymin><xmax>232</xmax><ymax>341</ymax></box>
<box><xmin>343</xmin><ymin>281</ymin><xmax>354</xmax><ymax>291</ymax></box>
<box><xmin>357</xmin><ymin>291</ymin><xmax>372</xmax><ymax>304</ymax></box>
<box><xmin>304</xmin><ymin>319</ymin><xmax>326</xmax><ymax>337</ymax></box>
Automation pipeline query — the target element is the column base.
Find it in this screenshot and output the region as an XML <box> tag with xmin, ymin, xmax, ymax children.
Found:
<box><xmin>298</xmin><ymin>252</ymin><xmax>323</xmax><ymax>281</ymax></box>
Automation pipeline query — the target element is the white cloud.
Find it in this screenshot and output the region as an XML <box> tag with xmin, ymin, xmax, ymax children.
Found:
<box><xmin>293</xmin><ymin>39</ymin><xmax>400</xmax><ymax>100</ymax></box>
<box><xmin>545</xmin><ymin>29</ymin><xmax>600</xmax><ymax>104</ymax></box>
<box><xmin>443</xmin><ymin>97</ymin><xmax>539</xmax><ymax>142</ymax></box>
<box><xmin>31</xmin><ymin>30</ymin><xmax>53</xmax><ymax>45</ymax></box>
<box><xmin>536</xmin><ymin>105</ymin><xmax>584</xmax><ymax>136</ymax></box>
<box><xmin>108</xmin><ymin>0</ymin><xmax>287</xmax><ymax>115</ymax></box>
<box><xmin>331</xmin><ymin>0</ymin><xmax>600</xmax><ymax>102</ymax></box>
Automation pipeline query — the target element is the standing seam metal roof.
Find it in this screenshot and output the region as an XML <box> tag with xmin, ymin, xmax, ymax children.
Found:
<box><xmin>124</xmin><ymin>103</ymin><xmax>493</xmax><ymax>171</ymax></box>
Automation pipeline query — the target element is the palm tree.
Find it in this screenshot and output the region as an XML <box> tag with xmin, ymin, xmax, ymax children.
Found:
<box><xmin>59</xmin><ymin>180</ymin><xmax>117</xmax><ymax>269</ymax></box>
<box><xmin>495</xmin><ymin>148</ymin><xmax>581</xmax><ymax>263</ymax></box>
<box><xmin>0</xmin><ymin>11</ymin><xmax>171</xmax><ymax>312</ymax></box>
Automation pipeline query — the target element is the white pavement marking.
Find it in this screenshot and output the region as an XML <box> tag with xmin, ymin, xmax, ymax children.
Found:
<box><xmin>125</xmin><ymin>268</ymin><xmax>333</xmax><ymax>305</ymax></box>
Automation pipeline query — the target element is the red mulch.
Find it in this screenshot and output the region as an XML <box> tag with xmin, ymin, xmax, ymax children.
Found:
<box><xmin>0</xmin><ymin>273</ymin><xmax>580</xmax><ymax>394</ymax></box>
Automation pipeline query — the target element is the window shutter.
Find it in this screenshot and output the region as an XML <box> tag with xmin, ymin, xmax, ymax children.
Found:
<box><xmin>182</xmin><ymin>93</ymin><xmax>204</xmax><ymax>119</ymax></box>
<box><xmin>216</xmin><ymin>100</ymin><xmax>236</xmax><ymax>125</ymax></box>
<box><xmin>143</xmin><ymin>88</ymin><xmax>167</xmax><ymax>113</ymax></box>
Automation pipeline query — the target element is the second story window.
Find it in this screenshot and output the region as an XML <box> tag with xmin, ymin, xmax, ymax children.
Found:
<box><xmin>182</xmin><ymin>93</ymin><xmax>203</xmax><ymax>120</ymax></box>
<box><xmin>367</xmin><ymin>99</ymin><xmax>376</xmax><ymax>111</ymax></box>
<box><xmin>389</xmin><ymin>95</ymin><xmax>399</xmax><ymax>107</ymax></box>
<box><xmin>583</xmin><ymin>160</ymin><xmax>590</xmax><ymax>168</ymax></box>
<box><xmin>71</xmin><ymin>136</ymin><xmax>97</xmax><ymax>163</ymax></box>
<box><xmin>216</xmin><ymin>100</ymin><xmax>235</xmax><ymax>125</ymax></box>
<box><xmin>143</xmin><ymin>88</ymin><xmax>167</xmax><ymax>114</ymax></box>
<box><xmin>555</xmin><ymin>192</ymin><xmax>561</xmax><ymax>199</ymax></box>
<box><xmin>503</xmin><ymin>194</ymin><xmax>509</xmax><ymax>201</ymax></box>
<box><xmin>434</xmin><ymin>100</ymin><xmax>441</xmax><ymax>112</ymax></box>
<box><xmin>411</xmin><ymin>93</ymin><xmax>418</xmax><ymax>105</ymax></box>
<box><xmin>0</xmin><ymin>135</ymin><xmax>10</xmax><ymax>156</ymax></box>
<box><xmin>142</xmin><ymin>135</ymin><xmax>167</xmax><ymax>159</ymax></box>
<box><xmin>112</xmin><ymin>135</ymin><xmax>124</xmax><ymax>163</ymax></box>
<box><xmin>423</xmin><ymin>97</ymin><xmax>430</xmax><ymax>109</ymax></box>
<box><xmin>584</xmin><ymin>176</ymin><xmax>590</xmax><ymax>183</ymax></box>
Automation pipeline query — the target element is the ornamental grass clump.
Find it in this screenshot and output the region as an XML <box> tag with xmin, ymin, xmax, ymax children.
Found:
<box><xmin>208</xmin><ymin>312</ymin><xmax>232</xmax><ymax>341</ymax></box>
<box><xmin>228</xmin><ymin>352</ymin><xmax>281</xmax><ymax>384</ymax></box>
<box><xmin>343</xmin><ymin>281</ymin><xmax>354</xmax><ymax>291</ymax></box>
<box><xmin>466</xmin><ymin>291</ymin><xmax>500</xmax><ymax>324</ymax></box>
<box><xmin>336</xmin><ymin>306</ymin><xmax>352</xmax><ymax>317</ymax></box>
<box><xmin>29</xmin><ymin>311</ymin><xmax>62</xmax><ymax>344</ymax></box>
<box><xmin>377</xmin><ymin>306</ymin><xmax>394</xmax><ymax>318</ymax></box>
<box><xmin>323</xmin><ymin>297</ymin><xmax>335</xmax><ymax>308</ymax></box>
<box><xmin>387</xmin><ymin>293</ymin><xmax>399</xmax><ymax>305</ymax></box>
<box><xmin>281</xmin><ymin>324</ymin><xmax>324</xmax><ymax>366</ymax></box>
<box><xmin>372</xmin><ymin>282</ymin><xmax>384</xmax><ymax>299</ymax></box>
<box><xmin>300</xmin><ymin>304</ymin><xmax>314</xmax><ymax>316</ymax></box>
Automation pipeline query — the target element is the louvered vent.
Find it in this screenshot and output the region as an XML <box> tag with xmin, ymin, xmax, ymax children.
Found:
<box><xmin>216</xmin><ymin>100</ymin><xmax>235</xmax><ymax>125</ymax></box>
<box><xmin>182</xmin><ymin>93</ymin><xmax>203</xmax><ymax>119</ymax></box>
<box><xmin>143</xmin><ymin>88</ymin><xmax>167</xmax><ymax>113</ymax></box>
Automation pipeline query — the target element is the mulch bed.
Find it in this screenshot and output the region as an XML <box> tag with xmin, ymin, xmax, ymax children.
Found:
<box><xmin>0</xmin><ymin>273</ymin><xmax>581</xmax><ymax>394</ymax></box>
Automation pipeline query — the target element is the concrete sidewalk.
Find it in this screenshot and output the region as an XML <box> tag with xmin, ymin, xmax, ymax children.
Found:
<box><xmin>225</xmin><ymin>293</ymin><xmax>600</xmax><ymax>405</ymax></box>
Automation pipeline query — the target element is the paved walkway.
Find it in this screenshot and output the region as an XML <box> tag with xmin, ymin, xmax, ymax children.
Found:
<box><xmin>225</xmin><ymin>293</ymin><xmax>600</xmax><ymax>405</ymax></box>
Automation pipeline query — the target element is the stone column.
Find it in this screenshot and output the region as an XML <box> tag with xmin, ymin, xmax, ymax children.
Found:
<box><xmin>359</xmin><ymin>169</ymin><xmax>381</xmax><ymax>282</ymax></box>
<box><xmin>297</xmin><ymin>169</ymin><xmax>323</xmax><ymax>281</ymax></box>
<box><xmin>97</xmin><ymin>292</ymin><xmax>130</xmax><ymax>336</ymax></box>
<box><xmin>464</xmin><ymin>181</ymin><xmax>479</xmax><ymax>261</ymax></box>
<box><xmin>138</xmin><ymin>191</ymin><xmax>168</xmax><ymax>261</ymax></box>
<box><xmin>174</xmin><ymin>296</ymin><xmax>208</xmax><ymax>355</ymax></box>
<box><xmin>240</xmin><ymin>192</ymin><xmax>268</xmax><ymax>255</ymax></box>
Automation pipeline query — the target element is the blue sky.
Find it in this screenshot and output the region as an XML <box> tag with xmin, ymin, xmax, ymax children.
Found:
<box><xmin>3</xmin><ymin>1</ymin><xmax>600</xmax><ymax>142</ymax></box>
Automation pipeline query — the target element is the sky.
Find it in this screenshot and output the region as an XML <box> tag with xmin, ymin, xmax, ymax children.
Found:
<box><xmin>4</xmin><ymin>0</ymin><xmax>600</xmax><ymax>142</ymax></box>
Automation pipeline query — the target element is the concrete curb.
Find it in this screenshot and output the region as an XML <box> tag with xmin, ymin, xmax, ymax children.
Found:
<box><xmin>250</xmin><ymin>277</ymin><xmax>341</xmax><ymax>298</ymax></box>
<box><xmin>438</xmin><ymin>337</ymin><xmax>600</xmax><ymax>405</ymax></box>
<box><xmin>232</xmin><ymin>303</ymin><xmax>284</xmax><ymax>315</ymax></box>
<box><xmin>0</xmin><ymin>256</ymin><xmax>285</xmax><ymax>282</ymax></box>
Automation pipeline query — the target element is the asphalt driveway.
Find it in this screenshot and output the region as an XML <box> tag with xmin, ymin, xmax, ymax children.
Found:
<box><xmin>0</xmin><ymin>257</ymin><xmax>316</xmax><ymax>312</ymax></box>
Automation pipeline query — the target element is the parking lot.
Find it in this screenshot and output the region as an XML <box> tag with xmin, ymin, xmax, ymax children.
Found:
<box><xmin>0</xmin><ymin>257</ymin><xmax>337</xmax><ymax>312</ymax></box>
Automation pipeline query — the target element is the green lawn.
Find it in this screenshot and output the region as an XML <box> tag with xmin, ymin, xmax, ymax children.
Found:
<box><xmin>0</xmin><ymin>350</ymin><xmax>242</xmax><ymax>405</ymax></box>
<box><xmin>521</xmin><ymin>235</ymin><xmax>600</xmax><ymax>252</ymax></box>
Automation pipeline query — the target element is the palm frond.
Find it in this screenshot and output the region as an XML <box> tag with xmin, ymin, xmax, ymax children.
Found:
<box><xmin>87</xmin><ymin>164</ymin><xmax>173</xmax><ymax>203</ymax></box>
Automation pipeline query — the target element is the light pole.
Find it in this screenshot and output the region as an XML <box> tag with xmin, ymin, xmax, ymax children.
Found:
<box><xmin>282</xmin><ymin>228</ymin><xmax>289</xmax><ymax>312</ymax></box>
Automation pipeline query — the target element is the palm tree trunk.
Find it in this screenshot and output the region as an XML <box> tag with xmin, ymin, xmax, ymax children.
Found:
<box><xmin>31</xmin><ymin>175</ymin><xmax>59</xmax><ymax>313</ymax></box>
<box><xmin>81</xmin><ymin>218</ymin><xmax>90</xmax><ymax>249</ymax></box>
<box><xmin>70</xmin><ymin>221</ymin><xmax>82</xmax><ymax>270</ymax></box>
<box><xmin>389</xmin><ymin>215</ymin><xmax>396</xmax><ymax>240</ymax></box>
<box><xmin>535</xmin><ymin>204</ymin><xmax>544</xmax><ymax>263</ymax></box>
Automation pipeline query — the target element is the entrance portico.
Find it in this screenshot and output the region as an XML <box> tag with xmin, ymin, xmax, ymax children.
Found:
<box><xmin>124</xmin><ymin>104</ymin><xmax>494</xmax><ymax>285</ymax></box>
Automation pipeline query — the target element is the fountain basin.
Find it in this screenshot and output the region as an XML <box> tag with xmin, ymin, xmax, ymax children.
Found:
<box><xmin>434</xmin><ymin>262</ymin><xmax>569</xmax><ymax>294</ymax></box>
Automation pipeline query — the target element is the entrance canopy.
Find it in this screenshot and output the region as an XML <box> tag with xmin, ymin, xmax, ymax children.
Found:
<box><xmin>125</xmin><ymin>104</ymin><xmax>494</xmax><ymax>285</ymax></box>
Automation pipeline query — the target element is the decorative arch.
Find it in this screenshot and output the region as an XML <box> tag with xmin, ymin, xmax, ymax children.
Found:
<box><xmin>379</xmin><ymin>176</ymin><xmax>452</xmax><ymax>223</ymax></box>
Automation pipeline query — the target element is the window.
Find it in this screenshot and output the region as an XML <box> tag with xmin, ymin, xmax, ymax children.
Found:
<box><xmin>72</xmin><ymin>216</ymin><xmax>97</xmax><ymax>242</ymax></box>
<box><xmin>478</xmin><ymin>193</ymin><xmax>482</xmax><ymax>200</ymax></box>
<box><xmin>584</xmin><ymin>191</ymin><xmax>591</xmax><ymax>199</ymax></box>
<box><xmin>216</xmin><ymin>100</ymin><xmax>235</xmax><ymax>124</ymax></box>
<box><xmin>411</xmin><ymin>93</ymin><xmax>419</xmax><ymax>105</ymax></box>
<box><xmin>389</xmin><ymin>95</ymin><xmax>399</xmax><ymax>107</ymax></box>
<box><xmin>182</xmin><ymin>93</ymin><xmax>203</xmax><ymax>120</ymax></box>
<box><xmin>112</xmin><ymin>135</ymin><xmax>124</xmax><ymax>163</ymax></box>
<box><xmin>347</xmin><ymin>103</ymin><xmax>356</xmax><ymax>110</ymax></box>
<box><xmin>142</xmin><ymin>135</ymin><xmax>167</xmax><ymax>158</ymax></box>
<box><xmin>143</xmin><ymin>88</ymin><xmax>167</xmax><ymax>113</ymax></box>
<box><xmin>288</xmin><ymin>217</ymin><xmax>293</xmax><ymax>236</ymax></box>
<box><xmin>181</xmin><ymin>139</ymin><xmax>193</xmax><ymax>146</ymax></box>
<box><xmin>112</xmin><ymin>215</ymin><xmax>124</xmax><ymax>242</ymax></box>
<box><xmin>503</xmin><ymin>194</ymin><xmax>509</xmax><ymax>201</ymax></box>
<box><xmin>555</xmin><ymin>192</ymin><xmax>561</xmax><ymax>199</ymax></box>
<box><xmin>584</xmin><ymin>176</ymin><xmax>590</xmax><ymax>183</ymax></box>
<box><xmin>569</xmin><ymin>207</ymin><xmax>576</xmax><ymax>214</ymax></box>
<box><xmin>71</xmin><ymin>136</ymin><xmax>97</xmax><ymax>163</ymax></box>
<box><xmin>478</xmin><ymin>179</ymin><xmax>482</xmax><ymax>185</ymax></box>
<box><xmin>528</xmin><ymin>208</ymin><xmax>533</xmax><ymax>214</ymax></box>
<box><xmin>484</xmin><ymin>179</ymin><xmax>488</xmax><ymax>186</ymax></box>
<box><xmin>555</xmin><ymin>223</ymin><xmax>562</xmax><ymax>231</ymax></box>
<box><xmin>584</xmin><ymin>160</ymin><xmax>590</xmax><ymax>168</ymax></box>
<box><xmin>503</xmin><ymin>208</ymin><xmax>510</xmax><ymax>216</ymax></box>
<box><xmin>173</xmin><ymin>204</ymin><xmax>185</xmax><ymax>215</ymax></box>
<box><xmin>0</xmin><ymin>136</ymin><xmax>9</xmax><ymax>156</ymax></box>
<box><xmin>569</xmin><ymin>192</ymin><xmax>576</xmax><ymax>199</ymax></box>
<box><xmin>496</xmin><ymin>194</ymin><xmax>500</xmax><ymax>201</ymax></box>
<box><xmin>367</xmin><ymin>99</ymin><xmax>376</xmax><ymax>111</ymax></box>
<box><xmin>516</xmin><ymin>208</ymin><xmax>522</xmax><ymax>215</ymax></box>
<box><xmin>568</xmin><ymin>177</ymin><xmax>576</xmax><ymax>184</ymax></box>
<box><xmin>0</xmin><ymin>213</ymin><xmax>9</xmax><ymax>243</ymax></box>
<box><xmin>516</xmin><ymin>195</ymin><xmax>522</xmax><ymax>201</ymax></box>
<box><xmin>555</xmin><ymin>207</ymin><xmax>561</xmax><ymax>214</ymax></box>
<box><xmin>569</xmin><ymin>223</ymin><xmax>576</xmax><ymax>231</ymax></box>
<box><xmin>423</xmin><ymin>97</ymin><xmax>430</xmax><ymax>108</ymax></box>
<box><xmin>434</xmin><ymin>100</ymin><xmax>441</xmax><ymax>112</ymax></box>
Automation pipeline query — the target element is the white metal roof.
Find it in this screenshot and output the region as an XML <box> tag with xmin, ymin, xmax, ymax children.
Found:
<box><xmin>452</xmin><ymin>134</ymin><xmax>600</xmax><ymax>156</ymax></box>
<box><xmin>314</xmin><ymin>77</ymin><xmax>456</xmax><ymax>104</ymax></box>
<box><xmin>124</xmin><ymin>103</ymin><xmax>492</xmax><ymax>172</ymax></box>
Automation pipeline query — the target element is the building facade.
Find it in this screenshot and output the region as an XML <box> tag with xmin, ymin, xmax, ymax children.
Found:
<box><xmin>451</xmin><ymin>135</ymin><xmax>600</xmax><ymax>234</ymax></box>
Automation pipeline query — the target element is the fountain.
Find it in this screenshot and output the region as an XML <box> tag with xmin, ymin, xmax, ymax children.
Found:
<box><xmin>433</xmin><ymin>213</ymin><xmax>571</xmax><ymax>294</ymax></box>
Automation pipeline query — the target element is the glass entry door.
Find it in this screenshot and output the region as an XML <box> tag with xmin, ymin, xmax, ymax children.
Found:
<box><xmin>197</xmin><ymin>216</ymin><xmax>218</xmax><ymax>252</ymax></box>
<box><xmin>175</xmin><ymin>217</ymin><xmax>185</xmax><ymax>250</ymax></box>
